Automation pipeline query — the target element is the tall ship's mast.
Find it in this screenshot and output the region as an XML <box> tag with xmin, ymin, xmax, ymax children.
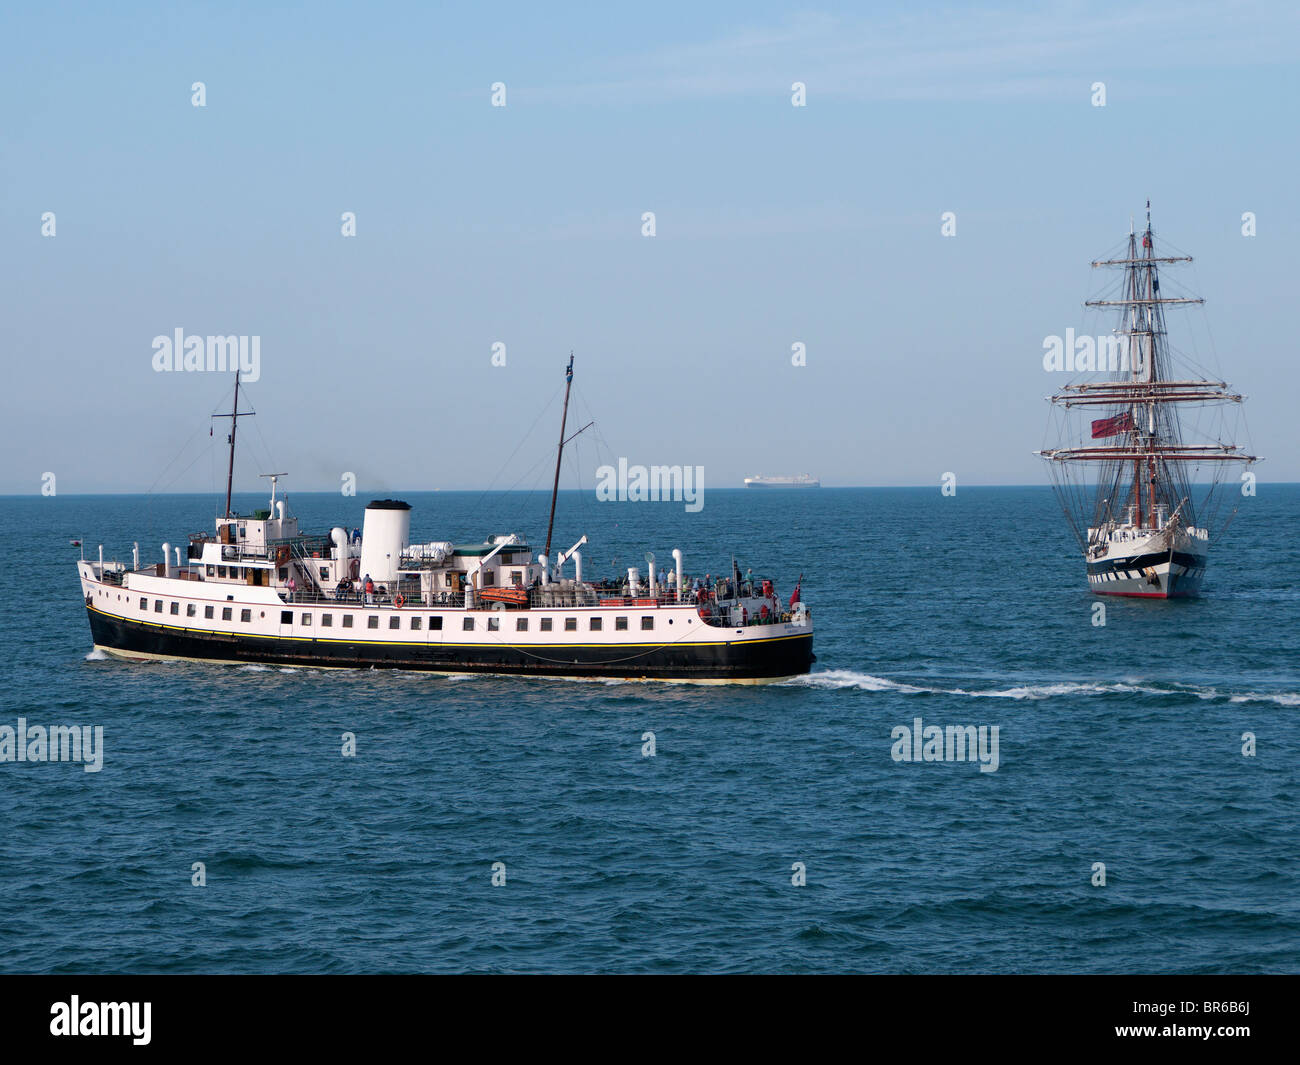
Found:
<box><xmin>1037</xmin><ymin>204</ymin><xmax>1257</xmax><ymax>598</ymax></box>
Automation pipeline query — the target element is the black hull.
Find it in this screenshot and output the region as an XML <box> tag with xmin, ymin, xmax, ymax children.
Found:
<box><xmin>1085</xmin><ymin>550</ymin><xmax>1204</xmax><ymax>577</ymax></box>
<box><xmin>87</xmin><ymin>608</ymin><xmax>814</xmax><ymax>681</ymax></box>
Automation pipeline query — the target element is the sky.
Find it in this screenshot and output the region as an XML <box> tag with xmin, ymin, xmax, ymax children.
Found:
<box><xmin>2</xmin><ymin>0</ymin><xmax>1297</xmax><ymax>495</ymax></box>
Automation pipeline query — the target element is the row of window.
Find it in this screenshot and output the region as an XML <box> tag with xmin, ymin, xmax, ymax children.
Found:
<box><xmin>141</xmin><ymin>597</ymin><xmax>251</xmax><ymax>623</ymax></box>
<box><xmin>276</xmin><ymin>613</ymin><xmax>658</xmax><ymax>632</ymax></box>
<box><xmin>140</xmin><ymin>596</ymin><xmax>661</xmax><ymax>634</ymax></box>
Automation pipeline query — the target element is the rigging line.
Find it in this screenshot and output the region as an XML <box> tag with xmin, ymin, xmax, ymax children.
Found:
<box><xmin>572</xmin><ymin>385</ymin><xmax>618</xmax><ymax>470</ymax></box>
<box><xmin>504</xmin><ymin>460</ymin><xmax>555</xmax><ymax>529</ymax></box>
<box><xmin>251</xmin><ymin>416</ymin><xmax>280</xmax><ymax>481</ymax></box>
<box><xmin>154</xmin><ymin>436</ymin><xmax>220</xmax><ymax>495</ymax></box>
<box><xmin>145</xmin><ymin>420</ymin><xmax>211</xmax><ymax>495</ymax></box>
<box><xmin>465</xmin><ymin>386</ymin><xmax>563</xmax><ymax>520</ymax></box>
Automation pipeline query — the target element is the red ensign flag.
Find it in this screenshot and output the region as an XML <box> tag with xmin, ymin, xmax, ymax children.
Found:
<box><xmin>1091</xmin><ymin>412</ymin><xmax>1135</xmax><ymax>438</ymax></box>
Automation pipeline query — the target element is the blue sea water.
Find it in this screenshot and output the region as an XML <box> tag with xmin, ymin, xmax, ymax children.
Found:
<box><xmin>1</xmin><ymin>486</ymin><xmax>1297</xmax><ymax>974</ymax></box>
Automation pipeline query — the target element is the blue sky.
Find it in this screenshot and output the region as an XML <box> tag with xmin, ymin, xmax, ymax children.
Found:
<box><xmin>2</xmin><ymin>1</ymin><xmax>1296</xmax><ymax>493</ymax></box>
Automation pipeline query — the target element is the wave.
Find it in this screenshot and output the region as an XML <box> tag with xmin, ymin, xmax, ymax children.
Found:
<box><xmin>1229</xmin><ymin>692</ymin><xmax>1300</xmax><ymax>707</ymax></box>
<box><xmin>84</xmin><ymin>649</ymin><xmax>109</xmax><ymax>661</ymax></box>
<box><xmin>787</xmin><ymin>669</ymin><xmax>1300</xmax><ymax>705</ymax></box>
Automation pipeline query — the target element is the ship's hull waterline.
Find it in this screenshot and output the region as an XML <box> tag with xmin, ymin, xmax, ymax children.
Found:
<box><xmin>86</xmin><ymin>605</ymin><xmax>814</xmax><ymax>682</ymax></box>
<box><xmin>1085</xmin><ymin>549</ymin><xmax>1208</xmax><ymax>600</ymax></box>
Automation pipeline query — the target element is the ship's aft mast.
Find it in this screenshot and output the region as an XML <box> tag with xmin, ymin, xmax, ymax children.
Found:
<box><xmin>544</xmin><ymin>354</ymin><xmax>574</xmax><ymax>559</ymax></box>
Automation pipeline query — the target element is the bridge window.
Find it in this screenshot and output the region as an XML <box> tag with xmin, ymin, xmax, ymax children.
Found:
<box><xmin>342</xmin><ymin>615</ymin><xmax>354</xmax><ymax>628</ymax></box>
<box><xmin>516</xmin><ymin>618</ymin><xmax>528</xmax><ymax>631</ymax></box>
<box><xmin>487</xmin><ymin>617</ymin><xmax>500</xmax><ymax>631</ymax></box>
<box><xmin>616</xmin><ymin>616</ymin><xmax>628</xmax><ymax>631</ymax></box>
<box><xmin>641</xmin><ymin>616</ymin><xmax>654</xmax><ymax>630</ymax></box>
<box><xmin>222</xmin><ymin>607</ymin><xmax>232</xmax><ymax>620</ymax></box>
<box><xmin>322</xmin><ymin>614</ymin><xmax>332</xmax><ymax>627</ymax></box>
<box><xmin>240</xmin><ymin>609</ymin><xmax>251</xmax><ymax>622</ymax></box>
<box><xmin>140</xmin><ymin>598</ymin><xmax>147</xmax><ymax>610</ymax></box>
<box><xmin>154</xmin><ymin>600</ymin><xmax>163</xmax><ymax>612</ymax></box>
<box><xmin>589</xmin><ymin>617</ymin><xmax>602</xmax><ymax>631</ymax></box>
<box><xmin>564</xmin><ymin>618</ymin><xmax>577</xmax><ymax>632</ymax></box>
<box><xmin>368</xmin><ymin>616</ymin><xmax>379</xmax><ymax>629</ymax></box>
<box><xmin>410</xmin><ymin>617</ymin><xmax>422</xmax><ymax>631</ymax></box>
<box><xmin>540</xmin><ymin>618</ymin><xmax>553</xmax><ymax>631</ymax></box>
<box><xmin>302</xmin><ymin>613</ymin><xmax>312</xmax><ymax>626</ymax></box>
<box><xmin>388</xmin><ymin>616</ymin><xmax>400</xmax><ymax>630</ymax></box>
<box><xmin>462</xmin><ymin>618</ymin><xmax>474</xmax><ymax>631</ymax></box>
<box><xmin>186</xmin><ymin>604</ymin><xmax>196</xmax><ymax>617</ymax></box>
<box><xmin>204</xmin><ymin>605</ymin><xmax>214</xmax><ymax>619</ymax></box>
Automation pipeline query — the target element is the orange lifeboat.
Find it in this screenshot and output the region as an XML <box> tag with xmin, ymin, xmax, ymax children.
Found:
<box><xmin>478</xmin><ymin>587</ymin><xmax>529</xmax><ymax>608</ymax></box>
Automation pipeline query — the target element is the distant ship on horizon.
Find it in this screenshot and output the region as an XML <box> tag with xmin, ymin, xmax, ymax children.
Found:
<box><xmin>744</xmin><ymin>474</ymin><xmax>821</xmax><ymax>489</ymax></box>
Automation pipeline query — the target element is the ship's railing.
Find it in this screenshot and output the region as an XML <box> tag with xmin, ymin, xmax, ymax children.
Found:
<box><xmin>272</xmin><ymin>583</ymin><xmax>807</xmax><ymax>625</ymax></box>
<box><xmin>280</xmin><ymin>583</ymin><xmax>458</xmax><ymax>608</ymax></box>
<box><xmin>187</xmin><ymin>534</ymin><xmax>336</xmax><ymax>567</ymax></box>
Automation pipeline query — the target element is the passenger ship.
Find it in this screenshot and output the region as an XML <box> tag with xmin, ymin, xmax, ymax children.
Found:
<box><xmin>78</xmin><ymin>358</ymin><xmax>815</xmax><ymax>681</ymax></box>
<box><xmin>1037</xmin><ymin>205</ymin><xmax>1257</xmax><ymax>598</ymax></box>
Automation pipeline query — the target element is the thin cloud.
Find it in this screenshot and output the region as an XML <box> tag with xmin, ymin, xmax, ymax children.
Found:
<box><xmin>514</xmin><ymin>2</ymin><xmax>1300</xmax><ymax>104</ymax></box>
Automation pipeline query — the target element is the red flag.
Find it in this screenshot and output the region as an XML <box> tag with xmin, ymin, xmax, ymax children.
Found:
<box><xmin>1091</xmin><ymin>412</ymin><xmax>1135</xmax><ymax>439</ymax></box>
<box><xmin>789</xmin><ymin>573</ymin><xmax>802</xmax><ymax>609</ymax></box>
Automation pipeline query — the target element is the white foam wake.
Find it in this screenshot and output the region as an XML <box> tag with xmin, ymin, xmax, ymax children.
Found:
<box><xmin>786</xmin><ymin>670</ymin><xmax>1300</xmax><ymax>705</ymax></box>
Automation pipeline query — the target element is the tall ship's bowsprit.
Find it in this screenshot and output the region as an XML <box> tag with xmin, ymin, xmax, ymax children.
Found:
<box><xmin>78</xmin><ymin>359</ymin><xmax>815</xmax><ymax>681</ymax></box>
<box><xmin>1037</xmin><ymin>205</ymin><xmax>1258</xmax><ymax>598</ymax></box>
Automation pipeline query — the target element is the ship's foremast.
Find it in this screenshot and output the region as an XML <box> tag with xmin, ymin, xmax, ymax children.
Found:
<box><xmin>212</xmin><ymin>369</ymin><xmax>254</xmax><ymax>520</ymax></box>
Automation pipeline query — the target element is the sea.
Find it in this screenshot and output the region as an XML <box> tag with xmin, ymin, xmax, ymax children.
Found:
<box><xmin>2</xmin><ymin>486</ymin><xmax>1297</xmax><ymax>974</ymax></box>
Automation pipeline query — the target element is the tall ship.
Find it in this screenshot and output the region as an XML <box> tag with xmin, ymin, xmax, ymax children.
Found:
<box><xmin>1037</xmin><ymin>205</ymin><xmax>1257</xmax><ymax>598</ymax></box>
<box><xmin>744</xmin><ymin>474</ymin><xmax>820</xmax><ymax>489</ymax></box>
<box><xmin>78</xmin><ymin>358</ymin><xmax>814</xmax><ymax>681</ymax></box>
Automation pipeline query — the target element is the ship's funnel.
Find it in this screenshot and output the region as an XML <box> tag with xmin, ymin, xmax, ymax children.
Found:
<box><xmin>359</xmin><ymin>500</ymin><xmax>411</xmax><ymax>585</ymax></box>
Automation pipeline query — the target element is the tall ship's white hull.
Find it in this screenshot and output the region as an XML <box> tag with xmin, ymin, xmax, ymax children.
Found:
<box><xmin>1084</xmin><ymin>522</ymin><xmax>1208</xmax><ymax>599</ymax></box>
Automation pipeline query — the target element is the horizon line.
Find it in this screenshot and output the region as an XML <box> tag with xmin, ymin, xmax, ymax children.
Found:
<box><xmin>5</xmin><ymin>482</ymin><xmax>1293</xmax><ymax>499</ymax></box>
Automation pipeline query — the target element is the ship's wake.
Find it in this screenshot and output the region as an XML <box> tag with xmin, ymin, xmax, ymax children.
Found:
<box><xmin>785</xmin><ymin>669</ymin><xmax>1299</xmax><ymax>705</ymax></box>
